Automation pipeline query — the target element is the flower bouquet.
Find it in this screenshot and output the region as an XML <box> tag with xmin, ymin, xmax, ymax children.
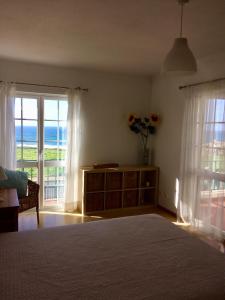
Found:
<box><xmin>128</xmin><ymin>113</ymin><xmax>160</xmax><ymax>165</ymax></box>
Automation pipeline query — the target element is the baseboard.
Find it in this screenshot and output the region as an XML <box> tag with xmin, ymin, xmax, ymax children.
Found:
<box><xmin>157</xmin><ymin>204</ymin><xmax>177</xmax><ymax>218</ymax></box>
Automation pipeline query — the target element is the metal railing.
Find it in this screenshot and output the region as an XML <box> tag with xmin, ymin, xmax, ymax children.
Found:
<box><xmin>18</xmin><ymin>167</ymin><xmax>65</xmax><ymax>203</ymax></box>
<box><xmin>44</xmin><ymin>182</ymin><xmax>65</xmax><ymax>200</ymax></box>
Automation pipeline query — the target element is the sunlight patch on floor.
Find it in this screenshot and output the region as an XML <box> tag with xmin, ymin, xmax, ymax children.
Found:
<box><xmin>172</xmin><ymin>221</ymin><xmax>190</xmax><ymax>227</ymax></box>
<box><xmin>39</xmin><ymin>210</ymin><xmax>103</xmax><ymax>219</ymax></box>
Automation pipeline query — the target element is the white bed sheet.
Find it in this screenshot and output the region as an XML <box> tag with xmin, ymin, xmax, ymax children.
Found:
<box><xmin>0</xmin><ymin>214</ymin><xmax>225</xmax><ymax>299</ymax></box>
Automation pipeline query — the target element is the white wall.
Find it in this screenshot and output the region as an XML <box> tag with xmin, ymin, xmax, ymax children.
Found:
<box><xmin>150</xmin><ymin>51</ymin><xmax>225</xmax><ymax>213</ymax></box>
<box><xmin>0</xmin><ymin>59</ymin><xmax>151</xmax><ymax>166</ymax></box>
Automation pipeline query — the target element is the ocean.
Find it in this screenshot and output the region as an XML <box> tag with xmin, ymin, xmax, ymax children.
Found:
<box><xmin>16</xmin><ymin>126</ymin><xmax>225</xmax><ymax>147</ymax></box>
<box><xmin>16</xmin><ymin>126</ymin><xmax>67</xmax><ymax>146</ymax></box>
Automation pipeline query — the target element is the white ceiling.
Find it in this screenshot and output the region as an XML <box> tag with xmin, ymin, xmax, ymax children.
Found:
<box><xmin>0</xmin><ymin>0</ymin><xmax>224</xmax><ymax>75</ymax></box>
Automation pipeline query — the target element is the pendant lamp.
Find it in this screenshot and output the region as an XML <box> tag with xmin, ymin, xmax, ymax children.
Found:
<box><xmin>163</xmin><ymin>0</ymin><xmax>197</xmax><ymax>74</ymax></box>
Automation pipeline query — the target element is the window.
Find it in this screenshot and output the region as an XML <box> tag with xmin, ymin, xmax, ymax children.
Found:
<box><xmin>15</xmin><ymin>94</ymin><xmax>68</xmax><ymax>209</ymax></box>
<box><xmin>200</xmin><ymin>99</ymin><xmax>225</xmax><ymax>192</ymax></box>
<box><xmin>201</xmin><ymin>99</ymin><xmax>225</xmax><ymax>175</ymax></box>
<box><xmin>179</xmin><ymin>86</ymin><xmax>225</xmax><ymax>238</ymax></box>
<box><xmin>198</xmin><ymin>98</ymin><xmax>225</xmax><ymax>235</ymax></box>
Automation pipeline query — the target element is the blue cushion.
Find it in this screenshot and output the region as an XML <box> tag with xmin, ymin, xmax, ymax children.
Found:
<box><xmin>0</xmin><ymin>169</ymin><xmax>28</xmax><ymax>198</ymax></box>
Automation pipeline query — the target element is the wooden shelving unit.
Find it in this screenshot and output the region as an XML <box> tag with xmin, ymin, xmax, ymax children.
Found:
<box><xmin>78</xmin><ymin>166</ymin><xmax>159</xmax><ymax>214</ymax></box>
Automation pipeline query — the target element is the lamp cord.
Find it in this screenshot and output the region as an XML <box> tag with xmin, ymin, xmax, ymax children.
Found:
<box><xmin>180</xmin><ymin>2</ymin><xmax>184</xmax><ymax>37</ymax></box>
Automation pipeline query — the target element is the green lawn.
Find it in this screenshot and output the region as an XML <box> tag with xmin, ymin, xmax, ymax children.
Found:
<box><xmin>16</xmin><ymin>147</ymin><xmax>66</xmax><ymax>179</ymax></box>
<box><xmin>17</xmin><ymin>147</ymin><xmax>66</xmax><ymax>161</ymax></box>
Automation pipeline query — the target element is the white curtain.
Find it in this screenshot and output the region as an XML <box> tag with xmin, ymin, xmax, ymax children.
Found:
<box><xmin>0</xmin><ymin>83</ymin><xmax>16</xmax><ymax>169</ymax></box>
<box><xmin>178</xmin><ymin>80</ymin><xmax>225</xmax><ymax>240</ymax></box>
<box><xmin>64</xmin><ymin>89</ymin><xmax>83</xmax><ymax>212</ymax></box>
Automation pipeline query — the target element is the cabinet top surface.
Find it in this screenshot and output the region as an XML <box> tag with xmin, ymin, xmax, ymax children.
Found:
<box><xmin>80</xmin><ymin>165</ymin><xmax>159</xmax><ymax>173</ymax></box>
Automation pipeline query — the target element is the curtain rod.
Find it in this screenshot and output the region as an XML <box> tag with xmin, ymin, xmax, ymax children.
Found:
<box><xmin>179</xmin><ymin>76</ymin><xmax>225</xmax><ymax>90</ymax></box>
<box><xmin>0</xmin><ymin>80</ymin><xmax>88</xmax><ymax>92</ymax></box>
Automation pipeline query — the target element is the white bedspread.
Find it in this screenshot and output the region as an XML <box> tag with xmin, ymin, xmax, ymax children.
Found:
<box><xmin>0</xmin><ymin>214</ymin><xmax>225</xmax><ymax>299</ymax></box>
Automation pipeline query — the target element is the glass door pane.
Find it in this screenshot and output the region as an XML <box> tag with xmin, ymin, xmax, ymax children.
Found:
<box><xmin>15</xmin><ymin>97</ymin><xmax>39</xmax><ymax>182</ymax></box>
<box><xmin>43</xmin><ymin>98</ymin><xmax>68</xmax><ymax>208</ymax></box>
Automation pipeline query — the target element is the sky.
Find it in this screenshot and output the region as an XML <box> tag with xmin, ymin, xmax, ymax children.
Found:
<box><xmin>15</xmin><ymin>97</ymin><xmax>68</xmax><ymax>127</ymax></box>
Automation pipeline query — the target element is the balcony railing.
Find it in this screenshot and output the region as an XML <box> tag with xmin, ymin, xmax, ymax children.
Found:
<box><xmin>17</xmin><ymin>167</ymin><xmax>65</xmax><ymax>206</ymax></box>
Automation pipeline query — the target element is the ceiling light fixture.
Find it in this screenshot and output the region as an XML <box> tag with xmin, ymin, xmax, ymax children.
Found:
<box><xmin>163</xmin><ymin>0</ymin><xmax>197</xmax><ymax>74</ymax></box>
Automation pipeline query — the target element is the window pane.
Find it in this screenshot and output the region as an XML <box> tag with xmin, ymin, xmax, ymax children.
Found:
<box><xmin>22</xmin><ymin>98</ymin><xmax>37</xmax><ymax>119</ymax></box>
<box><xmin>16</xmin><ymin>146</ymin><xmax>22</xmax><ymax>161</ymax></box>
<box><xmin>23</xmin><ymin>120</ymin><xmax>37</xmax><ymax>142</ymax></box>
<box><xmin>59</xmin><ymin>121</ymin><xmax>67</xmax><ymax>142</ymax></box>
<box><xmin>23</xmin><ymin>167</ymin><xmax>38</xmax><ymax>182</ymax></box>
<box><xmin>203</xmin><ymin>124</ymin><xmax>214</xmax><ymax>144</ymax></box>
<box><xmin>215</xmin><ymin>124</ymin><xmax>225</xmax><ymax>142</ymax></box>
<box><xmin>44</xmin><ymin>146</ymin><xmax>58</xmax><ymax>161</ymax></box>
<box><xmin>44</xmin><ymin>166</ymin><xmax>65</xmax><ymax>207</ymax></box>
<box><xmin>15</xmin><ymin>98</ymin><xmax>21</xmax><ymax>118</ymax></box>
<box><xmin>44</xmin><ymin>121</ymin><xmax>58</xmax><ymax>144</ymax></box>
<box><xmin>22</xmin><ymin>143</ymin><xmax>38</xmax><ymax>161</ymax></box>
<box><xmin>215</xmin><ymin>99</ymin><xmax>225</xmax><ymax>122</ymax></box>
<box><xmin>44</xmin><ymin>147</ymin><xmax>66</xmax><ymax>161</ymax></box>
<box><xmin>15</xmin><ymin>120</ymin><xmax>22</xmax><ymax>142</ymax></box>
<box><xmin>205</xmin><ymin>99</ymin><xmax>216</xmax><ymax>122</ymax></box>
<box><xmin>44</xmin><ymin>100</ymin><xmax>58</xmax><ymax>120</ymax></box>
<box><xmin>58</xmin><ymin>148</ymin><xmax>66</xmax><ymax>160</ymax></box>
<box><xmin>59</xmin><ymin>101</ymin><xmax>68</xmax><ymax>120</ymax></box>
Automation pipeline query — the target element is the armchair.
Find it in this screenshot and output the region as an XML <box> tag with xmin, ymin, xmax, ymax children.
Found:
<box><xmin>19</xmin><ymin>180</ymin><xmax>40</xmax><ymax>224</ymax></box>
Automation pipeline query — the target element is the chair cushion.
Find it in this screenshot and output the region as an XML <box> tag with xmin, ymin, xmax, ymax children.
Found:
<box><xmin>0</xmin><ymin>169</ymin><xmax>28</xmax><ymax>198</ymax></box>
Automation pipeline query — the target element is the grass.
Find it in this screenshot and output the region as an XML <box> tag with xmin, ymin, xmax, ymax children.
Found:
<box><xmin>16</xmin><ymin>147</ymin><xmax>66</xmax><ymax>179</ymax></box>
<box><xmin>17</xmin><ymin>147</ymin><xmax>66</xmax><ymax>161</ymax></box>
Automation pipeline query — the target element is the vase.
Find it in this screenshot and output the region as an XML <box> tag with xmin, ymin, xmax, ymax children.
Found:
<box><xmin>143</xmin><ymin>147</ymin><xmax>149</xmax><ymax>165</ymax></box>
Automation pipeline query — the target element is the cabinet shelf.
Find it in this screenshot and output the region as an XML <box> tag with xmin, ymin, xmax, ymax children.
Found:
<box><xmin>79</xmin><ymin>165</ymin><xmax>159</xmax><ymax>214</ymax></box>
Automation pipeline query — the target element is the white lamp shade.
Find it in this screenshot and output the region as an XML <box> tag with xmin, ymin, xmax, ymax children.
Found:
<box><xmin>163</xmin><ymin>37</ymin><xmax>197</xmax><ymax>74</ymax></box>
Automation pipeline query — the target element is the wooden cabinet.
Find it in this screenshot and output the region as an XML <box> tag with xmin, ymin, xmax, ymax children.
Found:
<box><xmin>0</xmin><ymin>189</ymin><xmax>19</xmax><ymax>232</ymax></box>
<box><xmin>79</xmin><ymin>166</ymin><xmax>159</xmax><ymax>214</ymax></box>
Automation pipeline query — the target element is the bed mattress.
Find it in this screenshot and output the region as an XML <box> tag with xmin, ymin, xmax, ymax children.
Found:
<box><xmin>0</xmin><ymin>214</ymin><xmax>225</xmax><ymax>299</ymax></box>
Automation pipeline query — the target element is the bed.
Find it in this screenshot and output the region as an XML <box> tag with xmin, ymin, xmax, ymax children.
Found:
<box><xmin>0</xmin><ymin>214</ymin><xmax>225</xmax><ymax>299</ymax></box>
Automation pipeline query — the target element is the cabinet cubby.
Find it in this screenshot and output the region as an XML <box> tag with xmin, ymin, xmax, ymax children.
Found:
<box><xmin>123</xmin><ymin>190</ymin><xmax>139</xmax><ymax>207</ymax></box>
<box><xmin>79</xmin><ymin>166</ymin><xmax>159</xmax><ymax>214</ymax></box>
<box><xmin>105</xmin><ymin>191</ymin><xmax>122</xmax><ymax>209</ymax></box>
<box><xmin>106</xmin><ymin>172</ymin><xmax>123</xmax><ymax>190</ymax></box>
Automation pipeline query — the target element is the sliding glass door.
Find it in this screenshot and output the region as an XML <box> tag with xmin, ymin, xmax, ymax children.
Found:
<box><xmin>15</xmin><ymin>93</ymin><xmax>68</xmax><ymax>209</ymax></box>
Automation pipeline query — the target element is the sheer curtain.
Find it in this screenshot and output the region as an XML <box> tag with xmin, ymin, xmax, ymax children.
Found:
<box><xmin>178</xmin><ymin>80</ymin><xmax>225</xmax><ymax>240</ymax></box>
<box><xmin>0</xmin><ymin>83</ymin><xmax>16</xmax><ymax>169</ymax></box>
<box><xmin>64</xmin><ymin>89</ymin><xmax>83</xmax><ymax>212</ymax></box>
